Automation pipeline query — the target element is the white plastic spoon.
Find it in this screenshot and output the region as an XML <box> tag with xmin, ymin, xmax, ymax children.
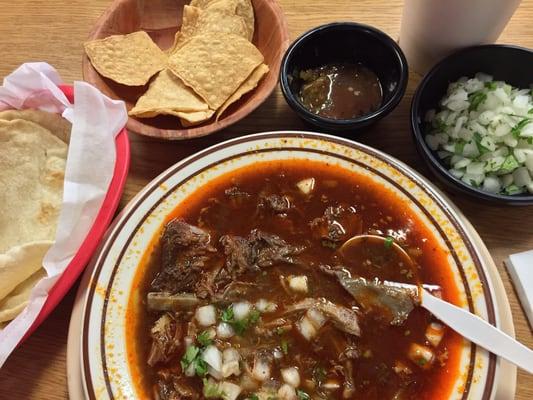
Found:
<box><xmin>420</xmin><ymin>288</ymin><xmax>533</xmax><ymax>374</ymax></box>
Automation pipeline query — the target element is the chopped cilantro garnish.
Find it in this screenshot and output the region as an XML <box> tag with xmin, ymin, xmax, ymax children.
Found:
<box><xmin>203</xmin><ymin>378</ymin><xmax>225</xmax><ymax>398</ymax></box>
<box><xmin>454</xmin><ymin>140</ymin><xmax>466</xmax><ymax>154</ymax></box>
<box><xmin>281</xmin><ymin>339</ymin><xmax>289</xmax><ymax>355</ymax></box>
<box><xmin>195</xmin><ymin>358</ymin><xmax>208</xmax><ymax>377</ymax></box>
<box><xmin>220</xmin><ymin>305</ymin><xmax>261</xmax><ymax>335</ymax></box>
<box><xmin>484</xmin><ymin>81</ymin><xmax>497</xmax><ymax>90</ymax></box>
<box><xmin>529</xmin><ymin>108</ymin><xmax>533</xmax><ymax>115</ymax></box>
<box><xmin>511</xmin><ymin>118</ymin><xmax>531</xmax><ymax>139</ymax></box>
<box><xmin>197</xmin><ymin>330</ymin><xmax>213</xmax><ymax>347</ymax></box>
<box><xmin>498</xmin><ymin>155</ymin><xmax>520</xmax><ymax>174</ymax></box>
<box><xmin>180</xmin><ymin>345</ymin><xmax>200</xmax><ymax>371</ymax></box>
<box><xmin>384</xmin><ymin>236</ymin><xmax>394</xmax><ymax>249</ymax></box>
<box><xmin>433</xmin><ymin>118</ymin><xmax>447</xmax><ymax>132</ymax></box>
<box><xmin>469</xmin><ymin>91</ymin><xmax>487</xmax><ymax>111</ymax></box>
<box><xmin>504</xmin><ymin>184</ymin><xmax>523</xmax><ymax>195</ymax></box>
<box><xmin>247</xmin><ymin>395</ymin><xmax>259</xmax><ymax>400</ymax></box>
<box><xmin>221</xmin><ymin>305</ymin><xmax>234</xmax><ymax>323</ymax></box>
<box><xmin>296</xmin><ymin>389</ymin><xmax>311</xmax><ymax>400</ymax></box>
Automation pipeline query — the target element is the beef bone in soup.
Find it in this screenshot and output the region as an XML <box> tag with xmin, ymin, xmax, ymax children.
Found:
<box><xmin>126</xmin><ymin>160</ymin><xmax>464</xmax><ymax>400</ymax></box>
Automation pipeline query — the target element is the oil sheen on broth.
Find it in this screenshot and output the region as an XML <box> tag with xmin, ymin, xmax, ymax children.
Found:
<box><xmin>126</xmin><ymin>160</ymin><xmax>463</xmax><ymax>400</ymax></box>
<box><xmin>298</xmin><ymin>63</ymin><xmax>383</xmax><ymax>119</ymax></box>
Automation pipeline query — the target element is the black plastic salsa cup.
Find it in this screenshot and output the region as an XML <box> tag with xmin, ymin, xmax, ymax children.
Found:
<box><xmin>280</xmin><ymin>22</ymin><xmax>408</xmax><ymax>132</ymax></box>
<box><xmin>411</xmin><ymin>44</ymin><xmax>533</xmax><ymax>205</ymax></box>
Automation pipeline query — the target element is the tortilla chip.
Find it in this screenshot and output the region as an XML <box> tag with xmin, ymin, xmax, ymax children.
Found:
<box><xmin>191</xmin><ymin>0</ymin><xmax>254</xmax><ymax>40</ymax></box>
<box><xmin>168</xmin><ymin>32</ymin><xmax>263</xmax><ymax>110</ymax></box>
<box><xmin>129</xmin><ymin>69</ymin><xmax>209</xmax><ymax>117</ymax></box>
<box><xmin>84</xmin><ymin>31</ymin><xmax>167</xmax><ymax>86</ymax></box>
<box><xmin>169</xmin><ymin>4</ymin><xmax>248</xmax><ymax>55</ymax></box>
<box><xmin>0</xmin><ymin>268</ymin><xmax>47</xmax><ymax>323</ymax></box>
<box><xmin>0</xmin><ymin>241</ymin><xmax>52</xmax><ymax>302</ymax></box>
<box><xmin>217</xmin><ymin>63</ymin><xmax>269</xmax><ymax>119</ymax></box>
<box><xmin>0</xmin><ymin>109</ymin><xmax>71</xmax><ymax>143</ymax></box>
<box><xmin>0</xmin><ymin>119</ymin><xmax>66</xmax><ymax>255</ymax></box>
<box><xmin>176</xmin><ymin>110</ymin><xmax>215</xmax><ymax>126</ymax></box>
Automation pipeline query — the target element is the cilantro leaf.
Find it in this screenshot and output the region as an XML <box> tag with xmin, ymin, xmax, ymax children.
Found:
<box><xmin>469</xmin><ymin>91</ymin><xmax>487</xmax><ymax>111</ymax></box>
<box><xmin>296</xmin><ymin>389</ymin><xmax>311</xmax><ymax>400</ymax></box>
<box><xmin>485</xmin><ymin>81</ymin><xmax>497</xmax><ymax>90</ymax></box>
<box><xmin>221</xmin><ymin>305</ymin><xmax>234</xmax><ymax>323</ymax></box>
<box><xmin>197</xmin><ymin>330</ymin><xmax>213</xmax><ymax>347</ymax></box>
<box><xmin>384</xmin><ymin>236</ymin><xmax>394</xmax><ymax>249</ymax></box>
<box><xmin>511</xmin><ymin>118</ymin><xmax>531</xmax><ymax>139</ymax></box>
<box><xmin>180</xmin><ymin>345</ymin><xmax>200</xmax><ymax>370</ymax></box>
<box><xmin>203</xmin><ymin>378</ymin><xmax>225</xmax><ymax>398</ymax></box>
<box><xmin>281</xmin><ymin>339</ymin><xmax>289</xmax><ymax>355</ymax></box>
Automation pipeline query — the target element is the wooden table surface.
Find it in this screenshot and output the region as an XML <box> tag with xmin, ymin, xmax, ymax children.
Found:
<box><xmin>0</xmin><ymin>0</ymin><xmax>532</xmax><ymax>398</ymax></box>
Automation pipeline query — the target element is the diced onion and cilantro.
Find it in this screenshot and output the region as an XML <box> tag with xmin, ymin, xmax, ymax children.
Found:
<box><xmin>424</xmin><ymin>73</ymin><xmax>533</xmax><ymax>195</ymax></box>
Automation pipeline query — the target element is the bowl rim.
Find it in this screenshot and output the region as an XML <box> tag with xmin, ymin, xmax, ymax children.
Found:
<box><xmin>279</xmin><ymin>21</ymin><xmax>409</xmax><ymax>126</ymax></box>
<box><xmin>410</xmin><ymin>43</ymin><xmax>533</xmax><ymax>204</ymax></box>
<box><xmin>82</xmin><ymin>0</ymin><xmax>290</xmax><ymax>140</ymax></box>
<box><xmin>79</xmin><ymin>131</ymin><xmax>509</xmax><ymax>400</ymax></box>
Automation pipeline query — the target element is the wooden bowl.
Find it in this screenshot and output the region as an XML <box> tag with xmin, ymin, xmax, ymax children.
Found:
<box><xmin>82</xmin><ymin>0</ymin><xmax>289</xmax><ymax>140</ymax></box>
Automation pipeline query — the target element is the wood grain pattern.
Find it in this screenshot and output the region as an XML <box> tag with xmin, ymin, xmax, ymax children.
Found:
<box><xmin>83</xmin><ymin>0</ymin><xmax>290</xmax><ymax>139</ymax></box>
<box><xmin>0</xmin><ymin>0</ymin><xmax>532</xmax><ymax>398</ymax></box>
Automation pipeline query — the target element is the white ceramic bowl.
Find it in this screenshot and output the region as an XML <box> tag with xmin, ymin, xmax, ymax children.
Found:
<box><xmin>76</xmin><ymin>132</ymin><xmax>515</xmax><ymax>400</ymax></box>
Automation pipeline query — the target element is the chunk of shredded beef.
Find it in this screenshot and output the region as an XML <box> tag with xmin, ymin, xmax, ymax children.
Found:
<box><xmin>151</xmin><ymin>219</ymin><xmax>216</xmax><ymax>295</ymax></box>
<box><xmin>154</xmin><ymin>374</ymin><xmax>199</xmax><ymax>400</ymax></box>
<box><xmin>147</xmin><ymin>313</ymin><xmax>182</xmax><ymax>366</ymax></box>
<box><xmin>310</xmin><ymin>204</ymin><xmax>362</xmax><ymax>246</ymax></box>
<box><xmin>258</xmin><ymin>193</ymin><xmax>291</xmax><ymax>214</ymax></box>
<box><xmin>219</xmin><ymin>229</ymin><xmax>304</xmax><ymax>280</ymax></box>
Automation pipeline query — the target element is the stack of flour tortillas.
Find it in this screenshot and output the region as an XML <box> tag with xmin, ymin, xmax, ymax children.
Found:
<box><xmin>0</xmin><ymin>109</ymin><xmax>70</xmax><ymax>328</ymax></box>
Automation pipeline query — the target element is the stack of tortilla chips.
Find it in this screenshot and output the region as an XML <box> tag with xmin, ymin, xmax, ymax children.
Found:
<box><xmin>84</xmin><ymin>0</ymin><xmax>269</xmax><ymax>127</ymax></box>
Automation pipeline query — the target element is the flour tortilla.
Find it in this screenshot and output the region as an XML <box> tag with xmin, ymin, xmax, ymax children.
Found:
<box><xmin>0</xmin><ymin>118</ymin><xmax>67</xmax><ymax>255</ymax></box>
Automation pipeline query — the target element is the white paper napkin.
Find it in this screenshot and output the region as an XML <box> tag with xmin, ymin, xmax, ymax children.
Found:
<box><xmin>505</xmin><ymin>250</ymin><xmax>533</xmax><ymax>329</ymax></box>
<box><xmin>0</xmin><ymin>62</ymin><xmax>127</xmax><ymax>368</ymax></box>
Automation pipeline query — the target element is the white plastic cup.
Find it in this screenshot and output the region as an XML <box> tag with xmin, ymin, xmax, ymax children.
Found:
<box><xmin>399</xmin><ymin>0</ymin><xmax>522</xmax><ymax>74</ymax></box>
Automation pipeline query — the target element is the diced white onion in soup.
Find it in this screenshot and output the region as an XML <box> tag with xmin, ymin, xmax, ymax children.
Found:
<box><xmin>296</xmin><ymin>178</ymin><xmax>316</xmax><ymax>195</ymax></box>
<box><xmin>223</xmin><ymin>347</ymin><xmax>240</xmax><ymax>363</ymax></box>
<box><xmin>184</xmin><ymin>360</ymin><xmax>196</xmax><ymax>377</ymax></box>
<box><xmin>281</xmin><ymin>367</ymin><xmax>300</xmax><ymax>387</ymax></box>
<box><xmin>252</xmin><ymin>356</ymin><xmax>272</xmax><ymax>381</ymax></box>
<box><xmin>208</xmin><ymin>366</ymin><xmax>223</xmax><ymax>380</ymax></box>
<box><xmin>288</xmin><ymin>275</ymin><xmax>308</xmax><ymax>293</ymax></box>
<box><xmin>425</xmin><ymin>322</ymin><xmax>445</xmax><ymax>347</ymax></box>
<box><xmin>217</xmin><ymin>322</ymin><xmax>235</xmax><ymax>338</ymax></box>
<box><xmin>222</xmin><ymin>360</ymin><xmax>241</xmax><ymax>378</ymax></box>
<box><xmin>407</xmin><ymin>343</ymin><xmax>435</xmax><ymax>369</ymax></box>
<box><xmin>233</xmin><ymin>301</ymin><xmax>252</xmax><ymax>320</ymax></box>
<box><xmin>322</xmin><ymin>380</ymin><xmax>341</xmax><ymax>390</ymax></box>
<box><xmin>278</xmin><ymin>383</ymin><xmax>297</xmax><ymax>400</ymax></box>
<box><xmin>256</xmin><ymin>298</ymin><xmax>278</xmax><ymax>313</ymax></box>
<box><xmin>184</xmin><ymin>336</ymin><xmax>194</xmax><ymax>347</ymax></box>
<box><xmin>273</xmin><ymin>348</ymin><xmax>284</xmax><ymax>359</ymax></box>
<box><xmin>202</xmin><ymin>345</ymin><xmax>223</xmax><ymax>372</ymax></box>
<box><xmin>219</xmin><ymin>381</ymin><xmax>241</xmax><ymax>400</ymax></box>
<box><xmin>196</xmin><ymin>304</ymin><xmax>216</xmax><ymax>326</ymax></box>
<box><xmin>393</xmin><ymin>360</ymin><xmax>412</xmax><ymax>375</ymax></box>
<box><xmin>296</xmin><ymin>316</ymin><xmax>317</xmax><ymax>340</ymax></box>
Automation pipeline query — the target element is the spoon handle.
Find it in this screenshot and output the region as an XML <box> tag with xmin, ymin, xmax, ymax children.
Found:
<box><xmin>421</xmin><ymin>288</ymin><xmax>533</xmax><ymax>374</ymax></box>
